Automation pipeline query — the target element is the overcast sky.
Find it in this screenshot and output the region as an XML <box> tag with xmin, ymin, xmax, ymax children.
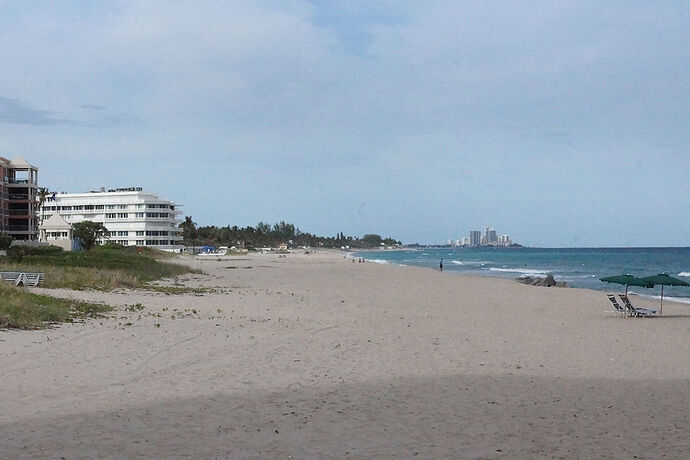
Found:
<box><xmin>1</xmin><ymin>1</ymin><xmax>688</xmax><ymax>246</ymax></box>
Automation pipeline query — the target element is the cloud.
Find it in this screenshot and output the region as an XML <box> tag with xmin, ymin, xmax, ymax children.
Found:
<box><xmin>0</xmin><ymin>1</ymin><xmax>688</xmax><ymax>245</ymax></box>
<box><xmin>0</xmin><ymin>95</ymin><xmax>65</xmax><ymax>125</ymax></box>
<box><xmin>80</xmin><ymin>104</ymin><xmax>106</xmax><ymax>110</ymax></box>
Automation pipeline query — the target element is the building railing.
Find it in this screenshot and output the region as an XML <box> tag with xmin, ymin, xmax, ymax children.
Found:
<box><xmin>9</xmin><ymin>194</ymin><xmax>30</xmax><ymax>200</ymax></box>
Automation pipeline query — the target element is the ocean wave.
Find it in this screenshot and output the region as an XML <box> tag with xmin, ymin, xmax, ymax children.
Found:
<box><xmin>637</xmin><ymin>294</ymin><xmax>690</xmax><ymax>305</ymax></box>
<box><xmin>678</xmin><ymin>272</ymin><xmax>690</xmax><ymax>277</ymax></box>
<box><xmin>366</xmin><ymin>259</ymin><xmax>390</xmax><ymax>264</ymax></box>
<box><xmin>451</xmin><ymin>260</ymin><xmax>497</xmax><ymax>266</ymax></box>
<box><xmin>450</xmin><ymin>260</ymin><xmax>492</xmax><ymax>266</ymax></box>
<box><xmin>488</xmin><ymin>267</ymin><xmax>551</xmax><ymax>276</ymax></box>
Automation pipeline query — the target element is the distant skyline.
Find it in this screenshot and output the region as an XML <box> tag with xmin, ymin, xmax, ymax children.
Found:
<box><xmin>1</xmin><ymin>1</ymin><xmax>688</xmax><ymax>247</ymax></box>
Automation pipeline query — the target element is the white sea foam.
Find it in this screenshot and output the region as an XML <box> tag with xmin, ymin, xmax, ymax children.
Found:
<box><xmin>367</xmin><ymin>259</ymin><xmax>390</xmax><ymax>264</ymax></box>
<box><xmin>488</xmin><ymin>267</ymin><xmax>551</xmax><ymax>276</ymax></box>
<box><xmin>451</xmin><ymin>260</ymin><xmax>464</xmax><ymax>265</ymax></box>
<box><xmin>678</xmin><ymin>272</ymin><xmax>690</xmax><ymax>277</ymax></box>
<box><xmin>456</xmin><ymin>260</ymin><xmax>490</xmax><ymax>266</ymax></box>
<box><xmin>637</xmin><ymin>294</ymin><xmax>690</xmax><ymax>305</ymax></box>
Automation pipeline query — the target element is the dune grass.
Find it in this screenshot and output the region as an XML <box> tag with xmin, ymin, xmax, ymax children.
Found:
<box><xmin>0</xmin><ymin>245</ymin><xmax>200</xmax><ymax>290</ymax></box>
<box><xmin>0</xmin><ymin>283</ymin><xmax>111</xmax><ymax>330</ymax></box>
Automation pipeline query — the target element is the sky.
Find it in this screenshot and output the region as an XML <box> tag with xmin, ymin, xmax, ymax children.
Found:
<box><xmin>0</xmin><ymin>1</ymin><xmax>688</xmax><ymax>247</ymax></box>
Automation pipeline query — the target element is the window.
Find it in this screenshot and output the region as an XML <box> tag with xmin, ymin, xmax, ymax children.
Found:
<box><xmin>105</xmin><ymin>213</ymin><xmax>116</xmax><ymax>219</ymax></box>
<box><xmin>136</xmin><ymin>240</ymin><xmax>144</xmax><ymax>245</ymax></box>
<box><xmin>95</xmin><ymin>205</ymin><xmax>104</xmax><ymax>210</ymax></box>
<box><xmin>117</xmin><ymin>213</ymin><xmax>128</xmax><ymax>218</ymax></box>
<box><xmin>84</xmin><ymin>205</ymin><xmax>94</xmax><ymax>210</ymax></box>
<box><xmin>118</xmin><ymin>205</ymin><xmax>127</xmax><ymax>209</ymax></box>
<box><xmin>106</xmin><ymin>205</ymin><xmax>115</xmax><ymax>209</ymax></box>
<box><xmin>135</xmin><ymin>213</ymin><xmax>144</xmax><ymax>218</ymax></box>
<box><xmin>136</xmin><ymin>231</ymin><xmax>144</xmax><ymax>236</ymax></box>
<box><xmin>117</xmin><ymin>231</ymin><xmax>128</xmax><ymax>236</ymax></box>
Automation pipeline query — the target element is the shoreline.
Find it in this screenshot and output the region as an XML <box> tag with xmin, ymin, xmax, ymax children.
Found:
<box><xmin>351</xmin><ymin>248</ymin><xmax>690</xmax><ymax>304</ymax></box>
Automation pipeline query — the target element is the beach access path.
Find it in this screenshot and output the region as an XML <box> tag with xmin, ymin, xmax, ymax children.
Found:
<box><xmin>1</xmin><ymin>251</ymin><xmax>688</xmax><ymax>458</ymax></box>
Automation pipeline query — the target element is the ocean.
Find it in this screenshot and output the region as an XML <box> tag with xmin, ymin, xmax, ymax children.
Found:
<box><xmin>353</xmin><ymin>247</ymin><xmax>690</xmax><ymax>303</ymax></box>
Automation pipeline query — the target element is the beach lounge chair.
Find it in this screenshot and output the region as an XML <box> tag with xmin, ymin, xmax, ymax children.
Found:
<box><xmin>0</xmin><ymin>272</ymin><xmax>45</xmax><ymax>287</ymax></box>
<box><xmin>605</xmin><ymin>294</ymin><xmax>627</xmax><ymax>317</ymax></box>
<box><xmin>619</xmin><ymin>294</ymin><xmax>657</xmax><ymax>318</ymax></box>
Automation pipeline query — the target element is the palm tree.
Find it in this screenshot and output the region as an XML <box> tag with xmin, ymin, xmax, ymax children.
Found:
<box><xmin>180</xmin><ymin>216</ymin><xmax>197</xmax><ymax>245</ymax></box>
<box><xmin>36</xmin><ymin>187</ymin><xmax>50</xmax><ymax>224</ymax></box>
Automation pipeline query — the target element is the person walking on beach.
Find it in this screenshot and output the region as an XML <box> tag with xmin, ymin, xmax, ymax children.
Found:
<box><xmin>439</xmin><ymin>258</ymin><xmax>443</xmax><ymax>271</ymax></box>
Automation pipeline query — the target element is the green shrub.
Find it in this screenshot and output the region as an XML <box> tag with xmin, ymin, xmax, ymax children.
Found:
<box><xmin>102</xmin><ymin>242</ymin><xmax>125</xmax><ymax>250</ymax></box>
<box><xmin>7</xmin><ymin>245</ymin><xmax>63</xmax><ymax>261</ymax></box>
<box><xmin>0</xmin><ymin>235</ymin><xmax>12</xmax><ymax>250</ymax></box>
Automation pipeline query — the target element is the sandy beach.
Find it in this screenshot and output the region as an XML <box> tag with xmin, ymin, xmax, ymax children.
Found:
<box><xmin>1</xmin><ymin>251</ymin><xmax>688</xmax><ymax>458</ymax></box>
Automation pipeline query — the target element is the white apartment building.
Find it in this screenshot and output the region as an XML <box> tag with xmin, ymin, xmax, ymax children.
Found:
<box><xmin>39</xmin><ymin>187</ymin><xmax>183</xmax><ymax>251</ymax></box>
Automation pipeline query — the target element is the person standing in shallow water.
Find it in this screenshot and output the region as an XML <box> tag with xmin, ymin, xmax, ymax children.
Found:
<box><xmin>439</xmin><ymin>258</ymin><xmax>443</xmax><ymax>271</ymax></box>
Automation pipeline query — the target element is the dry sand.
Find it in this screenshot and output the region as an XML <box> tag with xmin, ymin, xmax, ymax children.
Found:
<box><xmin>1</xmin><ymin>251</ymin><xmax>689</xmax><ymax>458</ymax></box>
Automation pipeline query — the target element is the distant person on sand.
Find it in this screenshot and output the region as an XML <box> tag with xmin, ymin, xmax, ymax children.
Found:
<box><xmin>439</xmin><ymin>258</ymin><xmax>443</xmax><ymax>271</ymax></box>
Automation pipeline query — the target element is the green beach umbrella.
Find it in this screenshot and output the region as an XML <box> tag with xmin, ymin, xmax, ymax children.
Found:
<box><xmin>639</xmin><ymin>273</ymin><xmax>689</xmax><ymax>316</ymax></box>
<box><xmin>599</xmin><ymin>274</ymin><xmax>653</xmax><ymax>295</ymax></box>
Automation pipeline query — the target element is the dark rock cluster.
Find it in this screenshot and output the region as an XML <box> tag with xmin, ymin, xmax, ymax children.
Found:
<box><xmin>516</xmin><ymin>274</ymin><xmax>569</xmax><ymax>288</ymax></box>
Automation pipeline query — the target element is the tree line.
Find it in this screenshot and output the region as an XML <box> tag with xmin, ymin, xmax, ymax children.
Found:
<box><xmin>179</xmin><ymin>217</ymin><xmax>401</xmax><ymax>249</ymax></box>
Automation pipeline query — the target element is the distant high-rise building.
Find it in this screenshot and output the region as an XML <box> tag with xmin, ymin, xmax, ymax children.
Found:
<box><xmin>469</xmin><ymin>230</ymin><xmax>481</xmax><ymax>247</ymax></box>
<box><xmin>485</xmin><ymin>226</ymin><xmax>497</xmax><ymax>246</ymax></box>
<box><xmin>499</xmin><ymin>234</ymin><xmax>511</xmax><ymax>247</ymax></box>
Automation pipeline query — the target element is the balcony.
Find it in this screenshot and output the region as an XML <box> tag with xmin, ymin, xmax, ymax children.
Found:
<box><xmin>8</xmin><ymin>210</ymin><xmax>31</xmax><ymax>217</ymax></box>
<box><xmin>9</xmin><ymin>194</ymin><xmax>30</xmax><ymax>200</ymax></box>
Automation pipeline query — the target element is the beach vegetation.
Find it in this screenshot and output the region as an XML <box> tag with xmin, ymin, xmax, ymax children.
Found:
<box><xmin>72</xmin><ymin>220</ymin><xmax>109</xmax><ymax>250</ymax></box>
<box><xmin>180</xmin><ymin>217</ymin><xmax>402</xmax><ymax>250</ymax></box>
<box><xmin>0</xmin><ymin>235</ymin><xmax>13</xmax><ymax>250</ymax></box>
<box><xmin>0</xmin><ymin>244</ymin><xmax>199</xmax><ymax>290</ymax></box>
<box><xmin>0</xmin><ymin>282</ymin><xmax>111</xmax><ymax>330</ymax></box>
